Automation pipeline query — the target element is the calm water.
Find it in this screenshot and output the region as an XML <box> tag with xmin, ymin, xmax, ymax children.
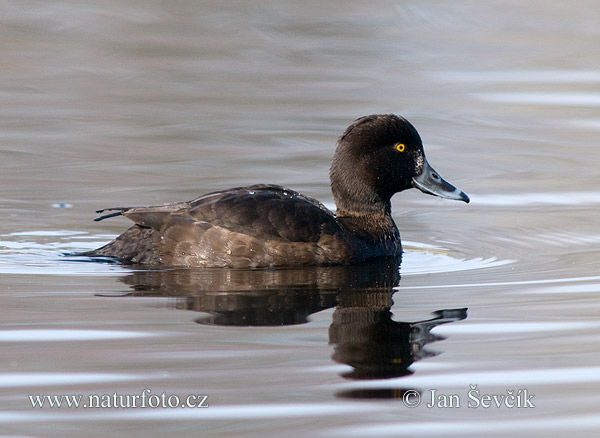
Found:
<box><xmin>2</xmin><ymin>1</ymin><xmax>600</xmax><ymax>437</ymax></box>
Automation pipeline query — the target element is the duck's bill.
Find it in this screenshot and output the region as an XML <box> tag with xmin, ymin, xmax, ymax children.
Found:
<box><xmin>412</xmin><ymin>160</ymin><xmax>470</xmax><ymax>203</ymax></box>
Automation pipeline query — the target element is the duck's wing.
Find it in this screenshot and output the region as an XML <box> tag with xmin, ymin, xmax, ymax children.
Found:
<box><xmin>185</xmin><ymin>184</ymin><xmax>341</xmax><ymax>242</ymax></box>
<box><xmin>95</xmin><ymin>184</ymin><xmax>342</xmax><ymax>243</ymax></box>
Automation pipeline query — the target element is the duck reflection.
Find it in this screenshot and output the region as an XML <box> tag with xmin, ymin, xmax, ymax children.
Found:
<box><xmin>117</xmin><ymin>258</ymin><xmax>403</xmax><ymax>326</ymax></box>
<box><xmin>331</xmin><ymin>297</ymin><xmax>466</xmax><ymax>380</ymax></box>
<box><xmin>108</xmin><ymin>257</ymin><xmax>466</xmax><ymax>398</ymax></box>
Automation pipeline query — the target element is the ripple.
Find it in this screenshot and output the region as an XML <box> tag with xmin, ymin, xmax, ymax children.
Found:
<box><xmin>0</xmin><ymin>402</ymin><xmax>378</xmax><ymax>422</ymax></box>
<box><xmin>0</xmin><ymin>372</ymin><xmax>148</xmax><ymax>388</ymax></box>
<box><xmin>401</xmin><ymin>241</ymin><xmax>513</xmax><ymax>276</ymax></box>
<box><xmin>0</xmin><ymin>231</ymin><xmax>511</xmax><ymax>277</ymax></box>
<box><xmin>8</xmin><ymin>230</ymin><xmax>88</xmax><ymax>237</ymax></box>
<box><xmin>475</xmin><ymin>92</ymin><xmax>600</xmax><ymax>106</ymax></box>
<box><xmin>0</xmin><ymin>329</ymin><xmax>154</xmax><ymax>342</ymax></box>
<box><xmin>472</xmin><ymin>191</ymin><xmax>600</xmax><ymax>206</ymax></box>
<box><xmin>0</xmin><ymin>230</ymin><xmax>128</xmax><ymax>276</ymax></box>
<box><xmin>337</xmin><ymin>365</ymin><xmax>600</xmax><ymax>389</ymax></box>
<box><xmin>333</xmin><ymin>414</ymin><xmax>600</xmax><ymax>437</ymax></box>
<box><xmin>433</xmin><ymin>321</ymin><xmax>600</xmax><ymax>335</ymax></box>
<box><xmin>433</xmin><ymin>70</ymin><xmax>600</xmax><ymax>84</ymax></box>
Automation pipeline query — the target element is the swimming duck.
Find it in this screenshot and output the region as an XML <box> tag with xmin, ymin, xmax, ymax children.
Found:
<box><xmin>84</xmin><ymin>114</ymin><xmax>469</xmax><ymax>268</ymax></box>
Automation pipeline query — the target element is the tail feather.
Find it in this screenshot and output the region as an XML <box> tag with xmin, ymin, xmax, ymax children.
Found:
<box><xmin>93</xmin><ymin>207</ymin><xmax>135</xmax><ymax>222</ymax></box>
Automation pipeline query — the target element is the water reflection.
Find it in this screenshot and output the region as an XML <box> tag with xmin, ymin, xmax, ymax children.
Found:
<box><xmin>331</xmin><ymin>301</ymin><xmax>466</xmax><ymax>379</ymax></box>
<box><xmin>114</xmin><ymin>258</ymin><xmax>403</xmax><ymax>325</ymax></box>
<box><xmin>103</xmin><ymin>258</ymin><xmax>466</xmax><ymax>398</ymax></box>
<box><xmin>333</xmin><ymin>305</ymin><xmax>466</xmax><ymax>400</ymax></box>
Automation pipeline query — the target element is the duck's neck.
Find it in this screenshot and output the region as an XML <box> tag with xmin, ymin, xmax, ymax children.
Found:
<box><xmin>335</xmin><ymin>199</ymin><xmax>400</xmax><ymax>246</ymax></box>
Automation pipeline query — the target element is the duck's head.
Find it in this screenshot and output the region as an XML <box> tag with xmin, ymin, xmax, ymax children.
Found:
<box><xmin>330</xmin><ymin>114</ymin><xmax>469</xmax><ymax>216</ymax></box>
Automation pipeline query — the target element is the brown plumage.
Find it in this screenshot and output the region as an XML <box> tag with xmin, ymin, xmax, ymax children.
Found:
<box><xmin>81</xmin><ymin>115</ymin><xmax>469</xmax><ymax>268</ymax></box>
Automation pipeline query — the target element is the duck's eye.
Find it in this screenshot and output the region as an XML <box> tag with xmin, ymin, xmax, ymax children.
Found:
<box><xmin>395</xmin><ymin>143</ymin><xmax>405</xmax><ymax>152</ymax></box>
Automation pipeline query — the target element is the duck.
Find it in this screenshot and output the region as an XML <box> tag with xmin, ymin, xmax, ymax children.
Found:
<box><xmin>82</xmin><ymin>114</ymin><xmax>469</xmax><ymax>268</ymax></box>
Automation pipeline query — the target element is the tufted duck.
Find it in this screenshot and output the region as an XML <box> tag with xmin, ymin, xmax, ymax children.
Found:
<box><xmin>83</xmin><ymin>114</ymin><xmax>469</xmax><ymax>267</ymax></box>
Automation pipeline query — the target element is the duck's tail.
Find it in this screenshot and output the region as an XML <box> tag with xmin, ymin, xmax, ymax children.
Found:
<box><xmin>74</xmin><ymin>224</ymin><xmax>160</xmax><ymax>264</ymax></box>
<box><xmin>93</xmin><ymin>207</ymin><xmax>136</xmax><ymax>222</ymax></box>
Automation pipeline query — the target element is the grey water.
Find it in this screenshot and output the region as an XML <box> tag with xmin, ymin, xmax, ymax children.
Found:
<box><xmin>2</xmin><ymin>1</ymin><xmax>600</xmax><ymax>437</ymax></box>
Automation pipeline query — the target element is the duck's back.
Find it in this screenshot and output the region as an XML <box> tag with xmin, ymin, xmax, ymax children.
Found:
<box><xmin>88</xmin><ymin>184</ymin><xmax>370</xmax><ymax>268</ymax></box>
<box><xmin>186</xmin><ymin>184</ymin><xmax>340</xmax><ymax>242</ymax></box>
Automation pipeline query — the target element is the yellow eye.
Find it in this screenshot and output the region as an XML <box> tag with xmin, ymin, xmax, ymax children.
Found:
<box><xmin>395</xmin><ymin>143</ymin><xmax>405</xmax><ymax>152</ymax></box>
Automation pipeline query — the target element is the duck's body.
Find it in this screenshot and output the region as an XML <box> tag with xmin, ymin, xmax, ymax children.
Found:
<box><xmin>89</xmin><ymin>184</ymin><xmax>400</xmax><ymax>267</ymax></box>
<box><xmin>84</xmin><ymin>115</ymin><xmax>469</xmax><ymax>268</ymax></box>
